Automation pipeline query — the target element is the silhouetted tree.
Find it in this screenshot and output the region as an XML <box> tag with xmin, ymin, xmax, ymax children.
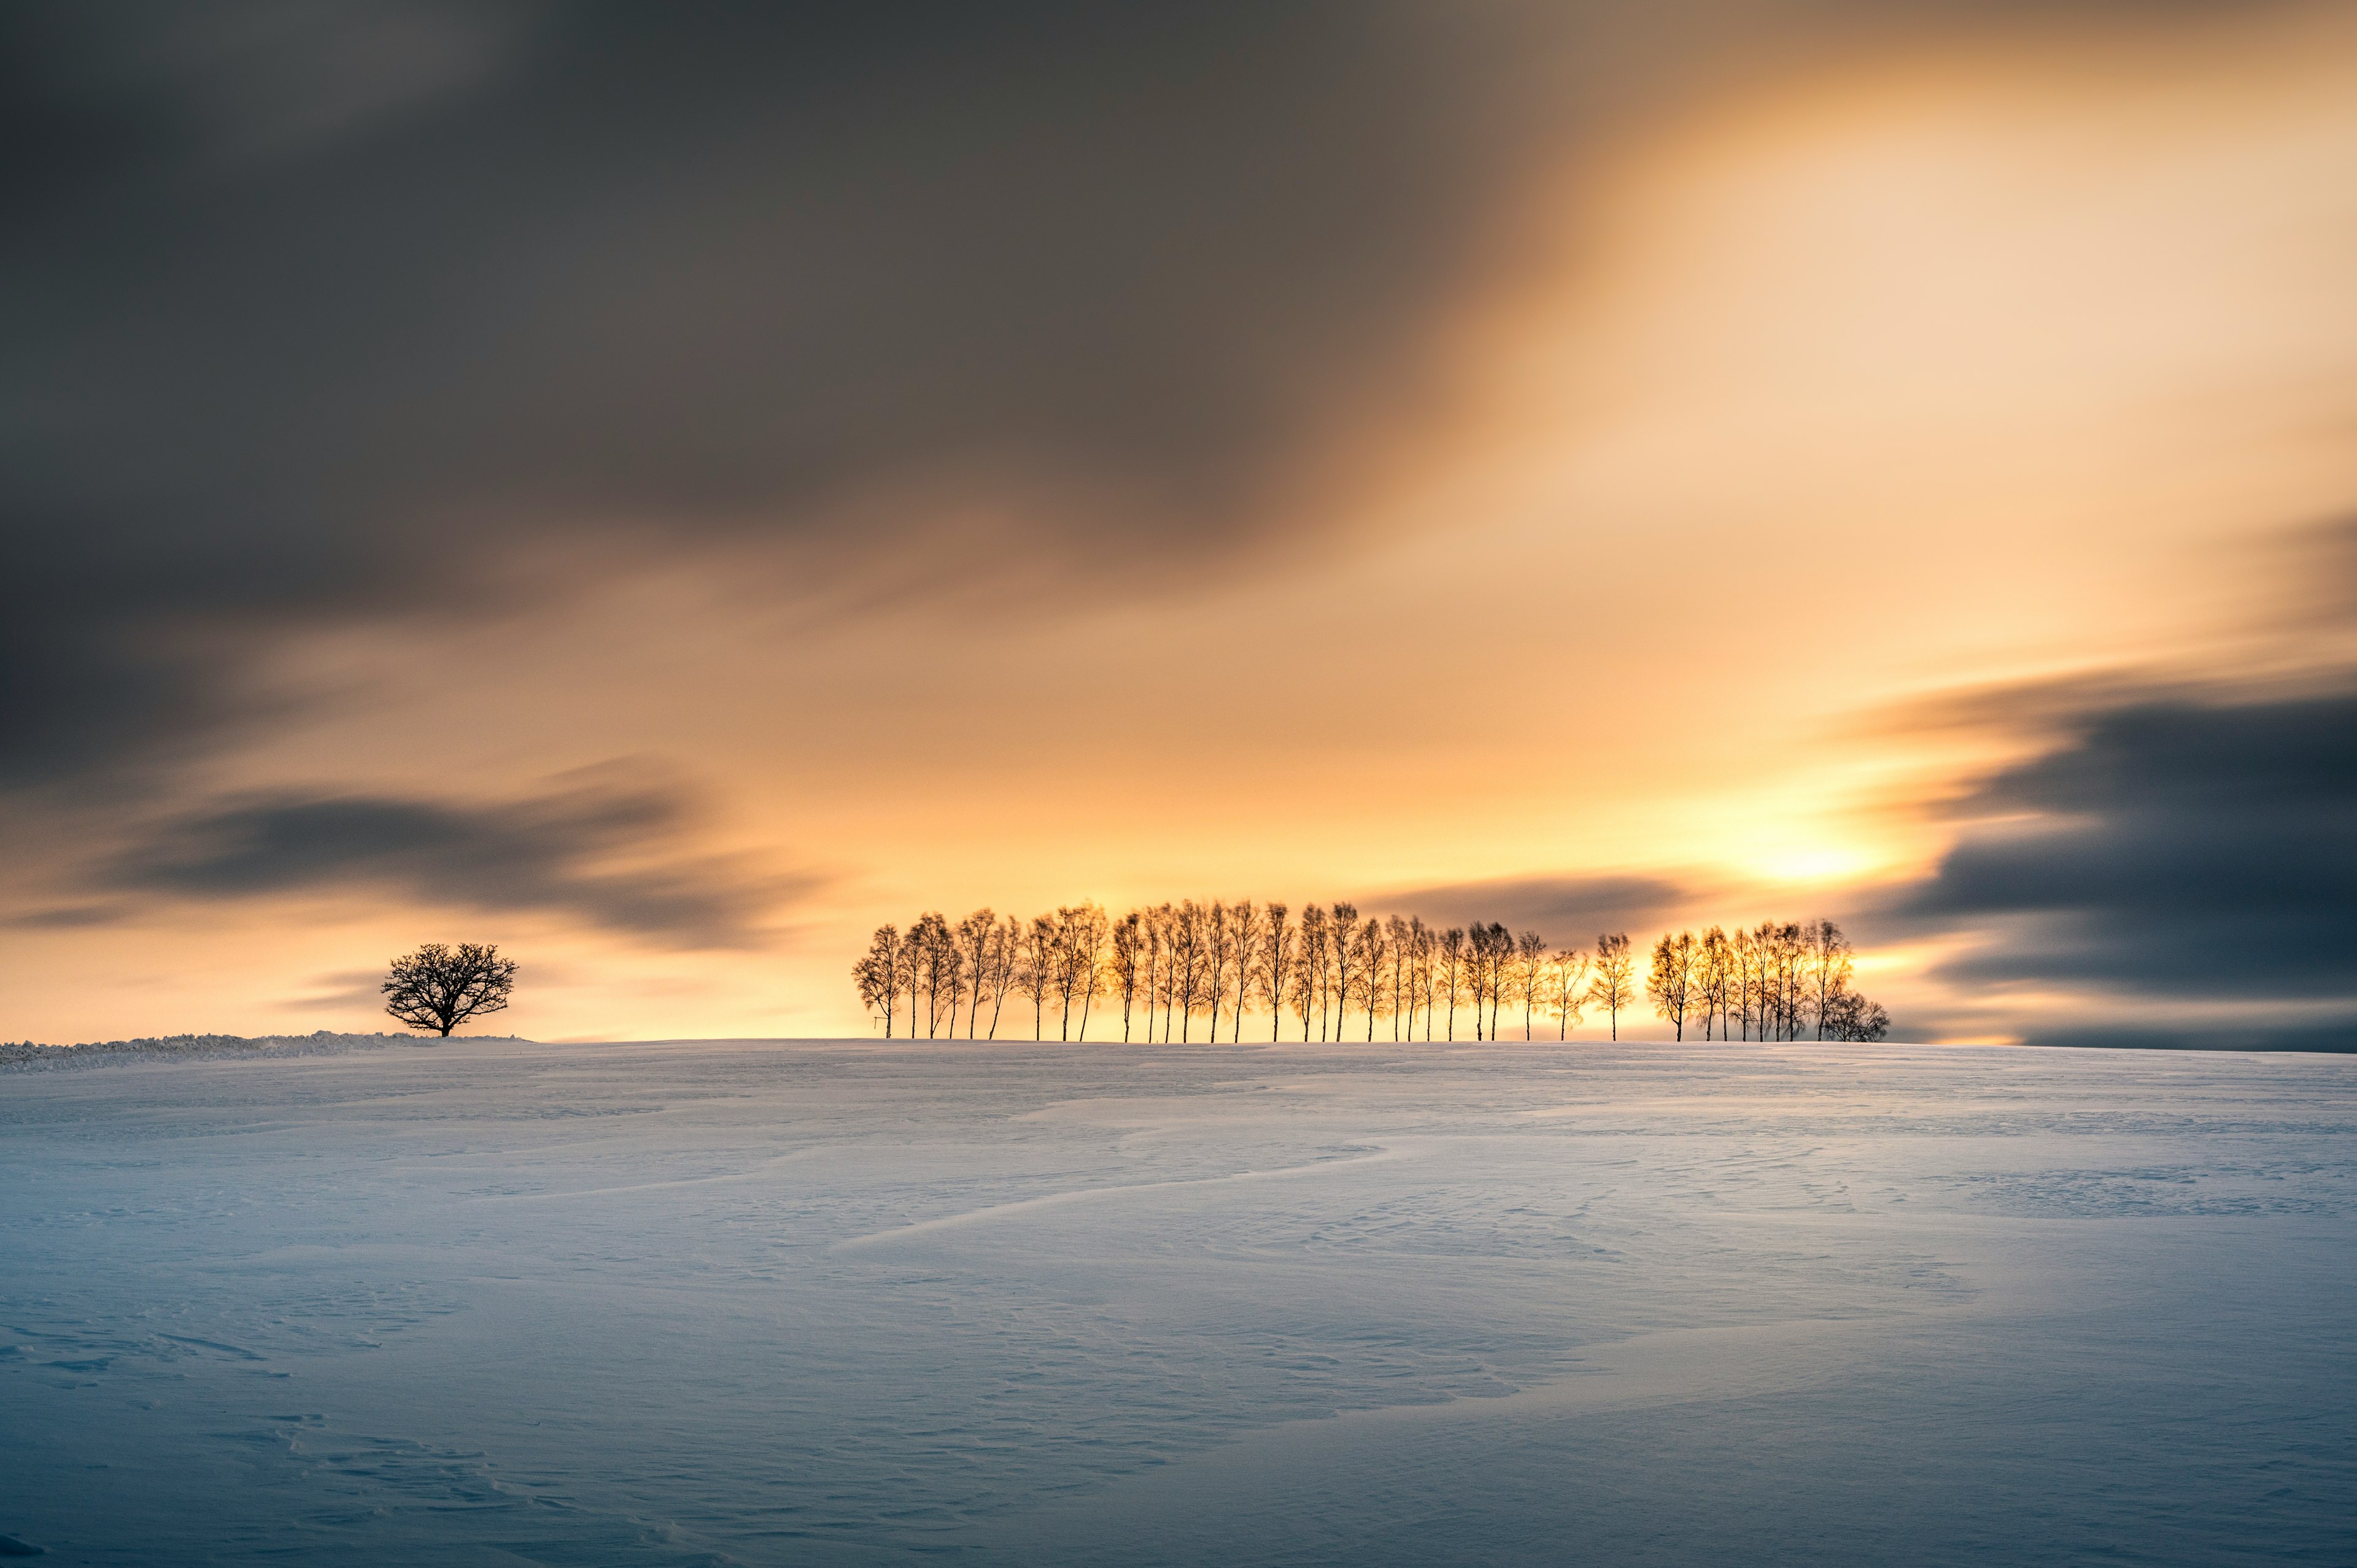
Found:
<box><xmin>1350</xmin><ymin>915</ymin><xmax>1384</xmax><ymax>1041</ymax></box>
<box><xmin>1803</xmin><ymin>918</ymin><xmax>1855</xmax><ymax>1041</ymax></box>
<box><xmin>1514</xmin><ymin>930</ymin><xmax>1546</xmax><ymax>1040</ymax></box>
<box><xmin>1548</xmin><ymin>948</ymin><xmax>1588</xmax><ymax>1039</ymax></box>
<box><xmin>1411</xmin><ymin>919</ymin><xmax>1436</xmax><ymax>1040</ymax></box>
<box><xmin>1204</xmin><ymin>901</ymin><xmax>1232</xmax><ymax>1045</ymax></box>
<box><xmin>1383</xmin><ymin>914</ymin><xmax>1410</xmax><ymax>1039</ymax></box>
<box><xmin>1466</xmin><ymin>922</ymin><xmax>1510</xmax><ymax>1040</ymax></box>
<box><xmin>907</xmin><ymin>911</ymin><xmax>958</xmax><ymax>1038</ymax></box>
<box><xmin>854</xmin><ymin>925</ymin><xmax>904</xmax><ymax>1037</ymax></box>
<box><xmin>1142</xmin><ymin>905</ymin><xmax>1167</xmax><ymax>1043</ymax></box>
<box><xmin>1258</xmin><ymin>902</ymin><xmax>1295</xmax><ymax>1042</ymax></box>
<box><xmin>1171</xmin><ymin>900</ymin><xmax>1210</xmax><ymax>1041</ymax></box>
<box><xmin>1438</xmin><ymin>926</ymin><xmax>1466</xmax><ymax>1041</ymax></box>
<box><xmin>953</xmin><ymin>910</ymin><xmax>996</xmax><ymax>1039</ymax></box>
<box><xmin>1109</xmin><ymin>911</ymin><xmax>1145</xmax><ymax>1043</ymax></box>
<box><xmin>1696</xmin><ymin>926</ymin><xmax>1733</xmax><ymax>1041</ymax></box>
<box><xmin>1731</xmin><ymin>925</ymin><xmax>1760</xmax><ymax>1040</ymax></box>
<box><xmin>1647</xmin><ymin>930</ymin><xmax>1699</xmax><ymax>1041</ymax></box>
<box><xmin>1820</xmin><ymin>988</ymin><xmax>1892</xmax><ymax>1041</ymax></box>
<box><xmin>1227</xmin><ymin>901</ymin><xmax>1263</xmax><ymax>1043</ymax></box>
<box><xmin>1295</xmin><ymin>904</ymin><xmax>1328</xmax><ymax>1041</ymax></box>
<box><xmin>1056</xmin><ymin>902</ymin><xmax>1107</xmax><ymax>1040</ymax></box>
<box><xmin>385</xmin><ymin>941</ymin><xmax>517</xmax><ymax>1037</ymax></box>
<box><xmin>853</xmin><ymin>897</ymin><xmax>1894</xmax><ymax>1050</ymax></box>
<box><xmin>982</xmin><ymin>915</ymin><xmax>1020</xmax><ymax>1039</ymax></box>
<box><xmin>1328</xmin><ymin>902</ymin><xmax>1360</xmax><ymax>1041</ymax></box>
<box><xmin>1018</xmin><ymin>914</ymin><xmax>1055</xmax><ymax>1040</ymax></box>
<box><xmin>1461</xmin><ymin>924</ymin><xmax>1485</xmax><ymax>1040</ymax></box>
<box><xmin>1589</xmin><ymin>932</ymin><xmax>1635</xmax><ymax>1040</ymax></box>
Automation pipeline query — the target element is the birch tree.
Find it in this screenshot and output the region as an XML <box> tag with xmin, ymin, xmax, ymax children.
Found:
<box><xmin>1109</xmin><ymin>911</ymin><xmax>1145</xmax><ymax>1043</ymax></box>
<box><xmin>1549</xmin><ymin>948</ymin><xmax>1588</xmax><ymax>1039</ymax></box>
<box><xmin>1203</xmin><ymin>901</ymin><xmax>1231</xmax><ymax>1045</ymax></box>
<box><xmin>854</xmin><ymin>924</ymin><xmax>904</xmax><ymax>1037</ymax></box>
<box><xmin>1589</xmin><ymin>932</ymin><xmax>1636</xmax><ymax>1040</ymax></box>
<box><xmin>1438</xmin><ymin>926</ymin><xmax>1466</xmax><ymax>1041</ymax></box>
<box><xmin>954</xmin><ymin>910</ymin><xmax>997</xmax><ymax>1039</ymax></box>
<box><xmin>1227</xmin><ymin>901</ymin><xmax>1263</xmax><ymax>1044</ymax></box>
<box><xmin>1517</xmin><ymin>929</ymin><xmax>1555</xmax><ymax>1037</ymax></box>
<box><xmin>1646</xmin><ymin>930</ymin><xmax>1699</xmax><ymax>1041</ymax></box>
<box><xmin>1328</xmin><ymin>903</ymin><xmax>1360</xmax><ymax>1042</ymax></box>
<box><xmin>1259</xmin><ymin>902</ymin><xmax>1295</xmax><ymax>1042</ymax></box>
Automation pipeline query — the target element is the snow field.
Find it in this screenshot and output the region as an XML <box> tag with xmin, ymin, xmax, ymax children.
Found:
<box><xmin>2</xmin><ymin>1037</ymin><xmax>2351</xmax><ymax>1565</ymax></box>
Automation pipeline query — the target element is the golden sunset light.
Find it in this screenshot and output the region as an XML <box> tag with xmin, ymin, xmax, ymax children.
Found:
<box><xmin>6</xmin><ymin>1</ymin><xmax>2353</xmax><ymax>1049</ymax></box>
<box><xmin>8</xmin><ymin>7</ymin><xmax>2357</xmax><ymax>1563</ymax></box>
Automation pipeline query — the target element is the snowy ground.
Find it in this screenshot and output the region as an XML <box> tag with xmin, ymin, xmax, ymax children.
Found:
<box><xmin>2</xmin><ymin>1037</ymin><xmax>2351</xmax><ymax>1566</ymax></box>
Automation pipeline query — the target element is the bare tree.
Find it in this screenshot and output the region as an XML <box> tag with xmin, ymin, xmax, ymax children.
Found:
<box><xmin>1589</xmin><ymin>932</ymin><xmax>1636</xmax><ymax>1040</ymax></box>
<box><xmin>905</xmin><ymin>911</ymin><xmax>959</xmax><ymax>1038</ymax></box>
<box><xmin>1295</xmin><ymin>904</ymin><xmax>1327</xmax><ymax>1041</ymax></box>
<box><xmin>1258</xmin><ymin>902</ymin><xmax>1295</xmax><ymax>1042</ymax></box>
<box><xmin>1018</xmin><ymin>914</ymin><xmax>1056</xmax><ymax>1040</ymax></box>
<box><xmin>1058</xmin><ymin>902</ymin><xmax>1107</xmax><ymax>1040</ymax></box>
<box><xmin>1514</xmin><ymin>930</ymin><xmax>1546</xmax><ymax>1040</ymax></box>
<box><xmin>1142</xmin><ymin>905</ymin><xmax>1167</xmax><ymax>1043</ymax></box>
<box><xmin>1409</xmin><ymin>919</ymin><xmax>1436</xmax><ymax>1040</ymax></box>
<box><xmin>1349</xmin><ymin>916</ymin><xmax>1385</xmax><ymax>1042</ymax></box>
<box><xmin>1732</xmin><ymin>925</ymin><xmax>1760</xmax><ymax>1040</ymax></box>
<box><xmin>1820</xmin><ymin>987</ymin><xmax>1892</xmax><ymax>1041</ymax></box>
<box><xmin>1327</xmin><ymin>902</ymin><xmax>1360</xmax><ymax>1042</ymax></box>
<box><xmin>1380</xmin><ymin>915</ymin><xmax>1407</xmax><ymax>1039</ymax></box>
<box><xmin>1109</xmin><ymin>911</ymin><xmax>1145</xmax><ymax>1042</ymax></box>
<box><xmin>1549</xmin><ymin>948</ymin><xmax>1588</xmax><ymax>1039</ymax></box>
<box><xmin>1763</xmin><ymin>920</ymin><xmax>1805</xmax><ymax>1040</ymax></box>
<box><xmin>1228</xmin><ymin>900</ymin><xmax>1263</xmax><ymax>1043</ymax></box>
<box><xmin>1203</xmin><ymin>901</ymin><xmax>1231</xmax><ymax>1045</ymax></box>
<box><xmin>982</xmin><ymin>915</ymin><xmax>1020</xmax><ymax>1039</ymax></box>
<box><xmin>384</xmin><ymin>942</ymin><xmax>518</xmax><ymax>1037</ymax></box>
<box><xmin>1438</xmin><ymin>926</ymin><xmax>1466</xmax><ymax>1041</ymax></box>
<box><xmin>954</xmin><ymin>910</ymin><xmax>997</xmax><ymax>1039</ymax></box>
<box><xmin>1151</xmin><ymin>900</ymin><xmax>1199</xmax><ymax>1043</ymax></box>
<box><xmin>1803</xmin><ymin>918</ymin><xmax>1855</xmax><ymax>1041</ymax></box>
<box><xmin>1461</xmin><ymin>924</ymin><xmax>1486</xmax><ymax>1040</ymax></box>
<box><xmin>1465</xmin><ymin>922</ymin><xmax>1509</xmax><ymax>1040</ymax></box>
<box><xmin>1696</xmin><ymin>925</ymin><xmax>1732</xmax><ymax>1041</ymax></box>
<box><xmin>1646</xmin><ymin>930</ymin><xmax>1700</xmax><ymax>1041</ymax></box>
<box><xmin>854</xmin><ymin>897</ymin><xmax>1892</xmax><ymax>1054</ymax></box>
<box><xmin>853</xmin><ymin>925</ymin><xmax>903</xmax><ymax>1038</ymax></box>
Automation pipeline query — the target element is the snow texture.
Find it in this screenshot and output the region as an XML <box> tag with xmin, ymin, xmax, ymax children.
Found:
<box><xmin>1</xmin><ymin>1037</ymin><xmax>2351</xmax><ymax>1565</ymax></box>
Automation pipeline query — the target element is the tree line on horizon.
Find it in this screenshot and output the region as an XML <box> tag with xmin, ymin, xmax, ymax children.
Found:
<box><xmin>853</xmin><ymin>902</ymin><xmax>1890</xmax><ymax>1046</ymax></box>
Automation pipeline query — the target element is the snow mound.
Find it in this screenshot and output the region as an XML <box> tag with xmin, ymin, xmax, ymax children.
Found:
<box><xmin>0</xmin><ymin>1030</ymin><xmax>530</xmax><ymax>1072</ymax></box>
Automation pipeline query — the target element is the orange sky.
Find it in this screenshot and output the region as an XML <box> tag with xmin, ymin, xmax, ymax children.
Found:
<box><xmin>7</xmin><ymin>2</ymin><xmax>2355</xmax><ymax>1046</ymax></box>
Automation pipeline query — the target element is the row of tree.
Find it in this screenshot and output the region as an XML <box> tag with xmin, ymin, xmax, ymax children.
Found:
<box><xmin>853</xmin><ymin>903</ymin><xmax>1889</xmax><ymax>1045</ymax></box>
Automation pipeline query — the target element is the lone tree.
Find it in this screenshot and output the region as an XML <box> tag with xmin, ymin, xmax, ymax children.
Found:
<box><xmin>383</xmin><ymin>943</ymin><xmax>519</xmax><ymax>1037</ymax></box>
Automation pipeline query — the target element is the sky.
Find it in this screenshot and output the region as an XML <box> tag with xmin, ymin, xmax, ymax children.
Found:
<box><xmin>6</xmin><ymin>1</ymin><xmax>2354</xmax><ymax>1048</ymax></box>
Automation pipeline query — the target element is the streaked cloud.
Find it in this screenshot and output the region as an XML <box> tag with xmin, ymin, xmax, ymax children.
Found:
<box><xmin>3</xmin><ymin>2</ymin><xmax>2351</xmax><ymax>1041</ymax></box>
<box><xmin>1370</xmin><ymin>875</ymin><xmax>1693</xmax><ymax>942</ymax></box>
<box><xmin>108</xmin><ymin>774</ymin><xmax>812</xmax><ymax>949</ymax></box>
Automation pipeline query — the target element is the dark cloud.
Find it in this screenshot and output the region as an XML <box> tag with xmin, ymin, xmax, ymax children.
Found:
<box><xmin>1895</xmin><ymin>683</ymin><xmax>2357</xmax><ymax>1046</ymax></box>
<box><xmin>2017</xmin><ymin>1018</ymin><xmax>2357</xmax><ymax>1053</ymax></box>
<box><xmin>4</xmin><ymin>1</ymin><xmax>1587</xmax><ymax>790</ymax></box>
<box><xmin>3</xmin><ymin>0</ymin><xmax>2259</xmax><ymax>793</ymax></box>
<box><xmin>1372</xmin><ymin>873</ymin><xmax>1692</xmax><ymax>940</ymax></box>
<box><xmin>108</xmin><ymin>775</ymin><xmax>811</xmax><ymax>947</ymax></box>
<box><xmin>0</xmin><ymin>625</ymin><xmax>256</xmax><ymax>790</ymax></box>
